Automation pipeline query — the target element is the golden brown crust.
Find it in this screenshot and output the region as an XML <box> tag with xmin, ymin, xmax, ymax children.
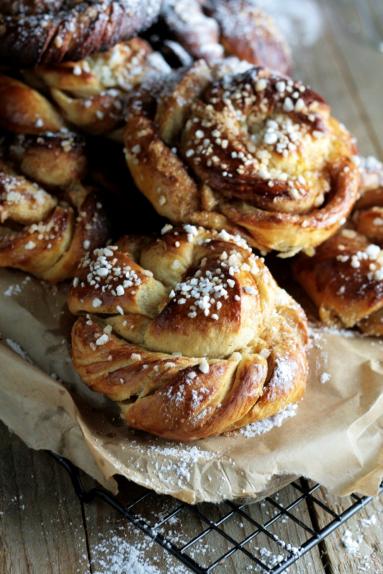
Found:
<box><xmin>0</xmin><ymin>0</ymin><xmax>162</xmax><ymax>67</ymax></box>
<box><xmin>0</xmin><ymin>75</ymin><xmax>64</xmax><ymax>134</ymax></box>
<box><xmin>25</xmin><ymin>38</ymin><xmax>171</xmax><ymax>137</ymax></box>
<box><xmin>294</xmin><ymin>157</ymin><xmax>383</xmax><ymax>335</ymax></box>
<box><xmin>0</xmin><ymin>133</ymin><xmax>109</xmax><ymax>282</ymax></box>
<box><xmin>0</xmin><ymin>73</ymin><xmax>109</xmax><ymax>281</ymax></box>
<box><xmin>10</xmin><ymin>132</ymin><xmax>87</xmax><ymax>186</ymax></box>
<box><xmin>124</xmin><ymin>65</ymin><xmax>360</xmax><ymax>255</ymax></box>
<box><xmin>69</xmin><ymin>225</ymin><xmax>308</xmax><ymax>440</ymax></box>
<box><xmin>160</xmin><ymin>0</ymin><xmax>291</xmax><ymax>74</ymax></box>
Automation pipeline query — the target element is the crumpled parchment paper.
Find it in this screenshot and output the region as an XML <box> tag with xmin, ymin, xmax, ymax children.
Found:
<box><xmin>0</xmin><ymin>268</ymin><xmax>382</xmax><ymax>504</ymax></box>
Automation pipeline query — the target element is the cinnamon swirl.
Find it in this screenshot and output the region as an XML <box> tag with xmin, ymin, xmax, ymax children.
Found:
<box><xmin>124</xmin><ymin>65</ymin><xmax>360</xmax><ymax>255</ymax></box>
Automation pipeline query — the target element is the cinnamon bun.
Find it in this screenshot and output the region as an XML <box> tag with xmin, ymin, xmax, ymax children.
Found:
<box><xmin>0</xmin><ymin>0</ymin><xmax>162</xmax><ymax>67</ymax></box>
<box><xmin>294</xmin><ymin>156</ymin><xmax>383</xmax><ymax>335</ymax></box>
<box><xmin>0</xmin><ymin>132</ymin><xmax>109</xmax><ymax>281</ymax></box>
<box><xmin>26</xmin><ymin>38</ymin><xmax>171</xmax><ymax>137</ymax></box>
<box><xmin>68</xmin><ymin>225</ymin><xmax>309</xmax><ymax>440</ymax></box>
<box><xmin>124</xmin><ymin>65</ymin><xmax>360</xmax><ymax>255</ymax></box>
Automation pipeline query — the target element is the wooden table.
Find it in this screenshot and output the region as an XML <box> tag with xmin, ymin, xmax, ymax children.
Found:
<box><xmin>1</xmin><ymin>0</ymin><xmax>383</xmax><ymax>572</ymax></box>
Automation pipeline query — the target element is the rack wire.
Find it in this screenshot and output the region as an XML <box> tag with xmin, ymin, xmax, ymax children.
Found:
<box><xmin>52</xmin><ymin>453</ymin><xmax>382</xmax><ymax>573</ymax></box>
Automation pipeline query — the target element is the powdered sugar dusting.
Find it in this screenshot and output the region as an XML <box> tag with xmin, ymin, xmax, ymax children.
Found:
<box><xmin>92</xmin><ymin>536</ymin><xmax>161</xmax><ymax>574</ymax></box>
<box><xmin>144</xmin><ymin>444</ymin><xmax>215</xmax><ymax>484</ymax></box>
<box><xmin>115</xmin><ymin>435</ymin><xmax>216</xmax><ymax>490</ymax></box>
<box><xmin>233</xmin><ymin>404</ymin><xmax>298</xmax><ymax>438</ymax></box>
<box><xmin>91</xmin><ymin>528</ymin><xmax>188</xmax><ymax>574</ymax></box>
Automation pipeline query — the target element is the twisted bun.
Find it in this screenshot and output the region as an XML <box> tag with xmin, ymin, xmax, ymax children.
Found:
<box><xmin>0</xmin><ymin>0</ymin><xmax>162</xmax><ymax>67</ymax></box>
<box><xmin>294</xmin><ymin>156</ymin><xmax>383</xmax><ymax>335</ymax></box>
<box><xmin>25</xmin><ymin>38</ymin><xmax>171</xmax><ymax>137</ymax></box>
<box><xmin>160</xmin><ymin>0</ymin><xmax>291</xmax><ymax>74</ymax></box>
<box><xmin>0</xmin><ymin>77</ymin><xmax>109</xmax><ymax>282</ymax></box>
<box><xmin>124</xmin><ymin>65</ymin><xmax>360</xmax><ymax>255</ymax></box>
<box><xmin>68</xmin><ymin>225</ymin><xmax>308</xmax><ymax>440</ymax></box>
<box><xmin>0</xmin><ymin>133</ymin><xmax>109</xmax><ymax>281</ymax></box>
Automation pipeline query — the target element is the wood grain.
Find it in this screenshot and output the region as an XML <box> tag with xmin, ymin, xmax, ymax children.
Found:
<box><xmin>323</xmin><ymin>0</ymin><xmax>383</xmax><ymax>156</ymax></box>
<box><xmin>292</xmin><ymin>0</ymin><xmax>378</xmax><ymax>156</ymax></box>
<box><xmin>310</xmin><ymin>487</ymin><xmax>383</xmax><ymax>574</ymax></box>
<box><xmin>0</xmin><ymin>423</ymin><xmax>91</xmax><ymax>574</ymax></box>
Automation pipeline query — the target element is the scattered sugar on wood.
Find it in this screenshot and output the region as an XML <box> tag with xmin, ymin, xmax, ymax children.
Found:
<box><xmin>341</xmin><ymin>528</ymin><xmax>362</xmax><ymax>555</ymax></box>
<box><xmin>90</xmin><ymin>529</ymin><xmax>189</xmax><ymax>574</ymax></box>
<box><xmin>338</xmin><ymin>512</ymin><xmax>380</xmax><ymax>573</ymax></box>
<box><xmin>360</xmin><ymin>515</ymin><xmax>377</xmax><ymax>528</ymax></box>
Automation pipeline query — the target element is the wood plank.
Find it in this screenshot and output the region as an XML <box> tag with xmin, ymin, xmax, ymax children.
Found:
<box><xmin>218</xmin><ymin>484</ymin><xmax>325</xmax><ymax>573</ymax></box>
<box><xmin>307</xmin><ymin>486</ymin><xmax>383</xmax><ymax>574</ymax></box>
<box><xmin>291</xmin><ymin>0</ymin><xmax>377</xmax><ymax>156</ymax></box>
<box><xmin>323</xmin><ymin>0</ymin><xmax>383</xmax><ymax>156</ymax></box>
<box><xmin>0</xmin><ymin>422</ymin><xmax>91</xmax><ymax>574</ymax></box>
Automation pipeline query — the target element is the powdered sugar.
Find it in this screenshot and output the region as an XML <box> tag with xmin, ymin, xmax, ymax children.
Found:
<box><xmin>90</xmin><ymin>526</ymin><xmax>188</xmax><ymax>574</ymax></box>
<box><xmin>320</xmin><ymin>372</ymin><xmax>331</xmax><ymax>384</ymax></box>
<box><xmin>123</xmin><ymin>441</ymin><xmax>216</xmax><ymax>486</ymax></box>
<box><xmin>355</xmin><ymin>155</ymin><xmax>383</xmax><ymax>184</ymax></box>
<box><xmin>3</xmin><ymin>283</ymin><xmax>22</xmax><ymax>297</ymax></box>
<box><xmin>92</xmin><ymin>536</ymin><xmax>161</xmax><ymax>574</ymax></box>
<box><xmin>268</xmin><ymin>357</ymin><xmax>296</xmax><ymax>400</ymax></box>
<box><xmin>235</xmin><ymin>403</ymin><xmax>298</xmax><ymax>438</ymax></box>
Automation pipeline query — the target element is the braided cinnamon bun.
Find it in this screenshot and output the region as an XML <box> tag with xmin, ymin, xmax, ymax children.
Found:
<box><xmin>158</xmin><ymin>0</ymin><xmax>291</xmax><ymax>74</ymax></box>
<box><xmin>0</xmin><ymin>0</ymin><xmax>162</xmax><ymax>67</ymax></box>
<box><xmin>26</xmin><ymin>38</ymin><xmax>171</xmax><ymax>137</ymax></box>
<box><xmin>294</xmin><ymin>156</ymin><xmax>383</xmax><ymax>335</ymax></box>
<box><xmin>124</xmin><ymin>65</ymin><xmax>360</xmax><ymax>255</ymax></box>
<box><xmin>0</xmin><ymin>132</ymin><xmax>109</xmax><ymax>282</ymax></box>
<box><xmin>68</xmin><ymin>225</ymin><xmax>308</xmax><ymax>441</ymax></box>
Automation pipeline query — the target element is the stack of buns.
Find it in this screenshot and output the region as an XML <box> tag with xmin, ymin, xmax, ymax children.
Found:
<box><xmin>1</xmin><ymin>0</ymin><xmax>380</xmax><ymax>441</ymax></box>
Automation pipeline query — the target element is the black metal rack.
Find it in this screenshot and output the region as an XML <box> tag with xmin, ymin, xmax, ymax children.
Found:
<box><xmin>53</xmin><ymin>453</ymin><xmax>382</xmax><ymax>573</ymax></box>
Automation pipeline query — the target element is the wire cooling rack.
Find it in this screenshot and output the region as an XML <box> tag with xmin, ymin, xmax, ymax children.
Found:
<box><xmin>52</xmin><ymin>453</ymin><xmax>382</xmax><ymax>573</ymax></box>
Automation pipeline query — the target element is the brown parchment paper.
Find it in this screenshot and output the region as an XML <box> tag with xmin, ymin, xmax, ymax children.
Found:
<box><xmin>0</xmin><ymin>268</ymin><xmax>382</xmax><ymax>504</ymax></box>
